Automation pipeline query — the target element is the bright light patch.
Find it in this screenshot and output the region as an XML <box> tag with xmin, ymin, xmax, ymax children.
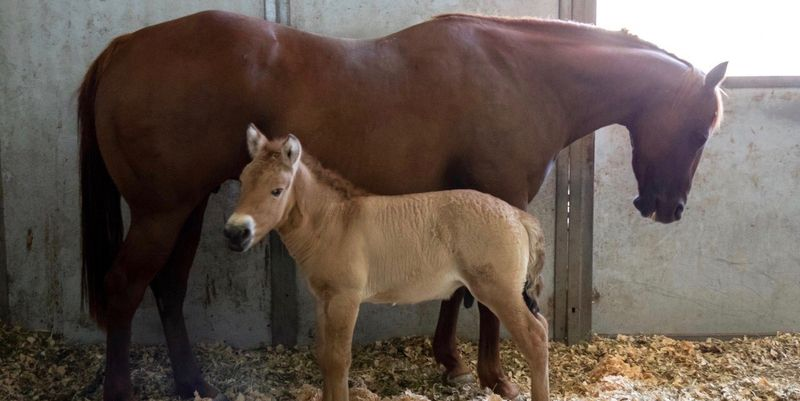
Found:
<box><xmin>597</xmin><ymin>0</ymin><xmax>800</xmax><ymax>76</ymax></box>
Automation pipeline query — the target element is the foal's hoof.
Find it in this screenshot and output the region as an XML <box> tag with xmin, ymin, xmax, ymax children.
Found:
<box><xmin>444</xmin><ymin>371</ymin><xmax>476</xmax><ymax>385</ymax></box>
<box><xmin>484</xmin><ymin>378</ymin><xmax>520</xmax><ymax>400</ymax></box>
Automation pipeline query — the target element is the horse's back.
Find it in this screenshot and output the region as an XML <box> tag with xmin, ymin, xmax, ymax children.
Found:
<box><xmin>89</xmin><ymin>10</ymin><xmax>554</xmax><ymax>210</ymax></box>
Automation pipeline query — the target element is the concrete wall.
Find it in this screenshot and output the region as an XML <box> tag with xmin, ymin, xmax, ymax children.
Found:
<box><xmin>0</xmin><ymin>0</ymin><xmax>559</xmax><ymax>346</ymax></box>
<box><xmin>0</xmin><ymin>1</ymin><xmax>271</xmax><ymax>346</ymax></box>
<box><xmin>592</xmin><ymin>88</ymin><xmax>800</xmax><ymax>336</ymax></box>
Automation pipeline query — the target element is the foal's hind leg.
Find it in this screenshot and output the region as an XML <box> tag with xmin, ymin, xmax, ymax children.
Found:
<box><xmin>433</xmin><ymin>170</ymin><xmax>528</xmax><ymax>398</ymax></box>
<box><xmin>474</xmin><ymin>290</ymin><xmax>549</xmax><ymax>401</ymax></box>
<box><xmin>103</xmin><ymin>209</ymin><xmax>191</xmax><ymax>401</ymax></box>
<box><xmin>149</xmin><ymin>197</ymin><xmax>227</xmax><ymax>400</ymax></box>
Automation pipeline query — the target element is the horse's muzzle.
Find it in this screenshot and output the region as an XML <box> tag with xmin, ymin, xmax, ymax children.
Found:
<box><xmin>633</xmin><ymin>195</ymin><xmax>685</xmax><ymax>223</ymax></box>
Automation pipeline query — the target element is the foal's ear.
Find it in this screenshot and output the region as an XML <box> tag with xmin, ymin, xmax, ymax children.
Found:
<box><xmin>246</xmin><ymin>124</ymin><xmax>267</xmax><ymax>159</ymax></box>
<box><xmin>282</xmin><ymin>134</ymin><xmax>302</xmax><ymax>168</ymax></box>
<box><xmin>705</xmin><ymin>61</ymin><xmax>728</xmax><ymax>88</ymax></box>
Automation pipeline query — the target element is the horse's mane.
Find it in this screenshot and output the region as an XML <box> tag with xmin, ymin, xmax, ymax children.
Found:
<box><xmin>434</xmin><ymin>14</ymin><xmax>727</xmax><ymax>131</ymax></box>
<box><xmin>301</xmin><ymin>153</ymin><xmax>370</xmax><ymax>199</ymax></box>
<box><xmin>433</xmin><ymin>13</ymin><xmax>693</xmax><ymax>68</ymax></box>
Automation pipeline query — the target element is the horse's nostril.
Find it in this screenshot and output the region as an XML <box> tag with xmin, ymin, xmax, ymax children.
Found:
<box><xmin>242</xmin><ymin>228</ymin><xmax>252</xmax><ymax>239</ymax></box>
<box><xmin>674</xmin><ymin>203</ymin><xmax>684</xmax><ymax>220</ymax></box>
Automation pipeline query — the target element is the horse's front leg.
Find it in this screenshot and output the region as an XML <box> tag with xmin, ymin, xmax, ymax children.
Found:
<box><xmin>149</xmin><ymin>198</ymin><xmax>227</xmax><ymax>400</ymax></box>
<box><xmin>477</xmin><ymin>303</ymin><xmax>520</xmax><ymax>399</ymax></box>
<box><xmin>316</xmin><ymin>292</ymin><xmax>360</xmax><ymax>401</ymax></box>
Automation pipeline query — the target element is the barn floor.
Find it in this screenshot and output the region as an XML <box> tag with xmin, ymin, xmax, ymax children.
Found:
<box><xmin>1</xmin><ymin>323</ymin><xmax>798</xmax><ymax>401</ymax></box>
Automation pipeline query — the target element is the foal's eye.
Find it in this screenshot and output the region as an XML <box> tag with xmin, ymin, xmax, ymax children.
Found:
<box><xmin>271</xmin><ymin>188</ymin><xmax>284</xmax><ymax>197</ymax></box>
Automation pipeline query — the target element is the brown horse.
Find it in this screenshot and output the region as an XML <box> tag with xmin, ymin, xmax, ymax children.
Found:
<box><xmin>78</xmin><ymin>11</ymin><xmax>726</xmax><ymax>401</ymax></box>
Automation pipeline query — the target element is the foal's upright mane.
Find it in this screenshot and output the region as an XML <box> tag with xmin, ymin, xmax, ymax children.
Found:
<box><xmin>301</xmin><ymin>153</ymin><xmax>370</xmax><ymax>200</ymax></box>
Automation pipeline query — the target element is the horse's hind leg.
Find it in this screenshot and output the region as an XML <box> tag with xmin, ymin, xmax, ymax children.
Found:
<box><xmin>433</xmin><ymin>288</ymin><xmax>472</xmax><ymax>383</ymax></box>
<box><xmin>149</xmin><ymin>197</ymin><xmax>226</xmax><ymax>400</ymax></box>
<box><xmin>103</xmin><ymin>209</ymin><xmax>191</xmax><ymax>401</ymax></box>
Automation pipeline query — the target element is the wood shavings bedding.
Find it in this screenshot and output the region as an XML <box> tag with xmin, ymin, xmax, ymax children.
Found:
<box><xmin>1</xmin><ymin>322</ymin><xmax>797</xmax><ymax>401</ymax></box>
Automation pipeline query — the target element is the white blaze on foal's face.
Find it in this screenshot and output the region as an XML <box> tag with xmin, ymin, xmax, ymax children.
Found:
<box><xmin>225</xmin><ymin>124</ymin><xmax>301</xmax><ymax>251</ymax></box>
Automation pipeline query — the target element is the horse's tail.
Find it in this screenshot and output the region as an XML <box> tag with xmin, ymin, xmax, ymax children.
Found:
<box><xmin>519</xmin><ymin>211</ymin><xmax>545</xmax><ymax>315</ymax></box>
<box><xmin>78</xmin><ymin>34</ymin><xmax>129</xmax><ymax>327</ymax></box>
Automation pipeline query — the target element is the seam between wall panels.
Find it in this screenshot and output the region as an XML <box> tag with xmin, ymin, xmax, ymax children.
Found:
<box><xmin>0</xmin><ymin>148</ymin><xmax>8</xmax><ymax>321</ymax></box>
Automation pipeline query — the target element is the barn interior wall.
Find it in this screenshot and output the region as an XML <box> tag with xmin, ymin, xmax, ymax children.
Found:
<box><xmin>592</xmin><ymin>88</ymin><xmax>800</xmax><ymax>336</ymax></box>
<box><xmin>0</xmin><ymin>1</ymin><xmax>272</xmax><ymax>347</ymax></box>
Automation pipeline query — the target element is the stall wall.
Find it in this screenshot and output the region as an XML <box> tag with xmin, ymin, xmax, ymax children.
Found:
<box><xmin>0</xmin><ymin>1</ymin><xmax>271</xmax><ymax>346</ymax></box>
<box><xmin>592</xmin><ymin>88</ymin><xmax>800</xmax><ymax>336</ymax></box>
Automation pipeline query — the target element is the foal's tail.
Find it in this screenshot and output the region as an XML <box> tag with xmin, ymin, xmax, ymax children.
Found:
<box><xmin>519</xmin><ymin>212</ymin><xmax>546</xmax><ymax>315</ymax></box>
<box><xmin>78</xmin><ymin>34</ymin><xmax>129</xmax><ymax>327</ymax></box>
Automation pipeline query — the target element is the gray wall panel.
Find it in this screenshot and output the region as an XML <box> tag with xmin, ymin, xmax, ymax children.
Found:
<box><xmin>0</xmin><ymin>1</ymin><xmax>270</xmax><ymax>347</ymax></box>
<box><xmin>592</xmin><ymin>88</ymin><xmax>800</xmax><ymax>335</ymax></box>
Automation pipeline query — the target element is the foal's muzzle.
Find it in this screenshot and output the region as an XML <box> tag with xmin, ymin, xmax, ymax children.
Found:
<box><xmin>224</xmin><ymin>214</ymin><xmax>255</xmax><ymax>252</ymax></box>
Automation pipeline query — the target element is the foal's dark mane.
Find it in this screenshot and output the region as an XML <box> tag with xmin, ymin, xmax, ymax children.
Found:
<box><xmin>433</xmin><ymin>13</ymin><xmax>693</xmax><ymax>69</ymax></box>
<box><xmin>301</xmin><ymin>153</ymin><xmax>370</xmax><ymax>199</ymax></box>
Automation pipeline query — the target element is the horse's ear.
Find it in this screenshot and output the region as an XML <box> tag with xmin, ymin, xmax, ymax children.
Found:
<box><xmin>246</xmin><ymin>123</ymin><xmax>267</xmax><ymax>159</ymax></box>
<box><xmin>705</xmin><ymin>62</ymin><xmax>728</xmax><ymax>88</ymax></box>
<box><xmin>282</xmin><ymin>134</ymin><xmax>302</xmax><ymax>168</ymax></box>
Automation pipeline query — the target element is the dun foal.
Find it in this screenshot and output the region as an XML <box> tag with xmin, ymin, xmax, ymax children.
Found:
<box><xmin>225</xmin><ymin>125</ymin><xmax>549</xmax><ymax>401</ymax></box>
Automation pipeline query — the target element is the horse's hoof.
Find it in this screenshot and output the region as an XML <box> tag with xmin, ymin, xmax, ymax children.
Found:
<box><xmin>445</xmin><ymin>371</ymin><xmax>476</xmax><ymax>385</ymax></box>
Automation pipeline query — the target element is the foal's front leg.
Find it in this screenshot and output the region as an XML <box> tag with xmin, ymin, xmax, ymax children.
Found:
<box><xmin>316</xmin><ymin>292</ymin><xmax>360</xmax><ymax>401</ymax></box>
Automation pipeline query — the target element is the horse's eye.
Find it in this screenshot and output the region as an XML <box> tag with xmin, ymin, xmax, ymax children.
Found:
<box><xmin>271</xmin><ymin>188</ymin><xmax>284</xmax><ymax>197</ymax></box>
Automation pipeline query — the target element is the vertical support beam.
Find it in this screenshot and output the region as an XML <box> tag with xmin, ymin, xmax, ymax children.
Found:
<box><xmin>0</xmin><ymin>149</ymin><xmax>7</xmax><ymax>321</ymax></box>
<box><xmin>265</xmin><ymin>0</ymin><xmax>297</xmax><ymax>346</ymax></box>
<box><xmin>566</xmin><ymin>136</ymin><xmax>594</xmax><ymax>344</ymax></box>
<box><xmin>266</xmin><ymin>0</ymin><xmax>291</xmax><ymax>25</ymax></box>
<box><xmin>554</xmin><ymin>0</ymin><xmax>596</xmax><ymax>344</ymax></box>
<box><xmin>268</xmin><ymin>232</ymin><xmax>298</xmax><ymax>345</ymax></box>
<box><xmin>553</xmin><ymin>151</ymin><xmax>570</xmax><ymax>342</ymax></box>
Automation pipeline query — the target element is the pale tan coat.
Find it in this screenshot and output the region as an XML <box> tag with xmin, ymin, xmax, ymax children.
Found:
<box><xmin>225</xmin><ymin>125</ymin><xmax>548</xmax><ymax>401</ymax></box>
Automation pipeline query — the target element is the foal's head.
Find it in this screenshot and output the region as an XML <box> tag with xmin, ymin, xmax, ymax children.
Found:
<box><xmin>627</xmin><ymin>61</ymin><xmax>727</xmax><ymax>223</ymax></box>
<box><xmin>225</xmin><ymin>124</ymin><xmax>301</xmax><ymax>251</ymax></box>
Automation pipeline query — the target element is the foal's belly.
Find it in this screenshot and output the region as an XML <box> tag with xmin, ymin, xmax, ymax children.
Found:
<box><xmin>363</xmin><ymin>269</ymin><xmax>463</xmax><ymax>305</ymax></box>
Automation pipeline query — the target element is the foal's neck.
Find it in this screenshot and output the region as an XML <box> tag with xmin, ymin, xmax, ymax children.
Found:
<box><xmin>275</xmin><ymin>161</ymin><xmax>354</xmax><ymax>264</ymax></box>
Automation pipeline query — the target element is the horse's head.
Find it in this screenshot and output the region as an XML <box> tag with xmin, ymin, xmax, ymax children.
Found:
<box><xmin>225</xmin><ymin>124</ymin><xmax>301</xmax><ymax>251</ymax></box>
<box><xmin>626</xmin><ymin>61</ymin><xmax>727</xmax><ymax>223</ymax></box>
